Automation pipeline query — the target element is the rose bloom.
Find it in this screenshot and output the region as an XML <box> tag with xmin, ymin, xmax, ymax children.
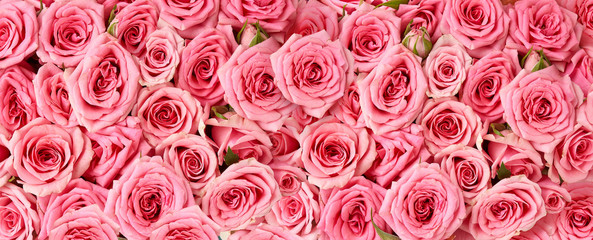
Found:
<box><xmin>113</xmin><ymin>0</ymin><xmax>158</xmax><ymax>56</ymax></box>
<box><xmin>330</xmin><ymin>79</ymin><xmax>365</xmax><ymax>129</ymax></box>
<box><xmin>396</xmin><ymin>0</ymin><xmax>444</xmax><ymax>42</ymax></box>
<box><xmin>483</xmin><ymin>131</ymin><xmax>545</xmax><ymax>182</ymax></box>
<box><xmin>133</xmin><ymin>83</ymin><xmax>208</xmax><ymax>146</ymax></box>
<box><xmin>37</xmin><ymin>0</ymin><xmax>105</xmax><ymax>67</ymax></box>
<box><xmin>460</xmin><ymin>49</ymin><xmax>520</xmax><ymax>124</ymax></box>
<box><xmin>538</xmin><ymin>177</ymin><xmax>571</xmax><ymax>214</ymax></box>
<box><xmin>285</xmin><ymin>0</ymin><xmax>339</xmax><ymax>41</ymax></box>
<box><xmin>561</xmin><ymin>0</ymin><xmax>593</xmax><ymax>50</ymax></box>
<box><xmin>175</xmin><ymin>27</ymin><xmax>235</xmax><ymax>106</ymax></box>
<box><xmin>0</xmin><ymin>63</ymin><xmax>37</xmax><ymax>137</ymax></box>
<box><xmin>290</xmin><ymin>107</ymin><xmax>321</xmax><ymax>130</ymax></box>
<box><xmin>579</xmin><ymin>90</ymin><xmax>593</xmax><ymax>131</ymax></box>
<box><xmin>137</xmin><ymin>25</ymin><xmax>184</xmax><ymax>87</ymax></box>
<box><xmin>0</xmin><ymin>0</ymin><xmax>37</xmax><ymax>68</ymax></box>
<box><xmin>218</xmin><ymin>0</ymin><xmax>296</xmax><ymax>34</ymax></box>
<box><xmin>318</xmin><ymin>177</ymin><xmax>389</xmax><ymax>240</ymax></box>
<box><xmin>269</xmin><ymin>163</ymin><xmax>307</xmax><ymax>196</ymax></box>
<box><xmin>154</xmin><ymin>0</ymin><xmax>218</xmax><ymax>37</ymax></box>
<box><xmin>151</xmin><ymin>206</ymin><xmax>221</xmax><ymax>240</ymax></box>
<box><xmin>417</xmin><ymin>97</ymin><xmax>485</xmax><ymax>154</ymax></box>
<box><xmin>424</xmin><ymin>34</ymin><xmax>473</xmax><ymax>98</ymax></box>
<box><xmin>364</xmin><ymin>124</ymin><xmax>431</xmax><ymax>188</ymax></box>
<box><xmin>202</xmin><ymin>158</ymin><xmax>281</xmax><ymax>231</ymax></box>
<box><xmin>319</xmin><ymin>0</ymin><xmax>379</xmax><ymax>15</ymax></box>
<box><xmin>0</xmin><ymin>139</ymin><xmax>9</xmax><ymax>187</ymax></box>
<box><xmin>265</xmin><ymin>182</ymin><xmax>320</xmax><ymax>239</ymax></box>
<box><xmin>0</xmin><ymin>183</ymin><xmax>40</xmax><ymax>240</ymax></box>
<box><xmin>219</xmin><ymin>38</ymin><xmax>296</xmax><ymax>132</ymax></box>
<box><xmin>564</xmin><ymin>49</ymin><xmax>593</xmax><ymax>94</ymax></box>
<box><xmin>229</xmin><ymin>223</ymin><xmax>305</xmax><ymax>240</ymax></box>
<box><xmin>33</xmin><ymin>63</ymin><xmax>76</xmax><ymax>127</ymax></box>
<box><xmin>66</xmin><ymin>33</ymin><xmax>140</xmax><ymax>132</ymax></box>
<box><xmin>500</xmin><ymin>67</ymin><xmax>583</xmax><ymax>153</ymax></box>
<box><xmin>545</xmin><ymin>125</ymin><xmax>593</xmax><ymax>183</ymax></box>
<box><xmin>299</xmin><ymin>117</ymin><xmax>376</xmax><ymax>189</ymax></box>
<box><xmin>339</xmin><ymin>3</ymin><xmax>401</xmax><ymax>73</ymax></box>
<box><xmin>440</xmin><ymin>0</ymin><xmax>509</xmax><ymax>58</ymax></box>
<box><xmin>105</xmin><ymin>156</ymin><xmax>194</xmax><ymax>240</ymax></box>
<box><xmin>379</xmin><ymin>163</ymin><xmax>465</xmax><ymax>240</ymax></box>
<box><xmin>358</xmin><ymin>45</ymin><xmax>428</xmax><ymax>135</ymax></box>
<box><xmin>468</xmin><ymin>175</ymin><xmax>546</xmax><ymax>240</ymax></box>
<box><xmin>48</xmin><ymin>205</ymin><xmax>119</xmax><ymax>240</ymax></box>
<box><xmin>7</xmin><ymin>118</ymin><xmax>93</xmax><ymax>197</ymax></box>
<box><xmin>268</xmin><ymin>118</ymin><xmax>301</xmax><ymax>165</ymax></box>
<box><xmin>271</xmin><ymin>31</ymin><xmax>354</xmax><ymax>118</ymax></box>
<box><xmin>511</xmin><ymin>224</ymin><xmax>556</xmax><ymax>240</ymax></box>
<box><xmin>555</xmin><ymin>181</ymin><xmax>593</xmax><ymax>239</ymax></box>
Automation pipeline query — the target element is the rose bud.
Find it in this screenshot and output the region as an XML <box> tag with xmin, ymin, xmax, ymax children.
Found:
<box><xmin>523</xmin><ymin>49</ymin><xmax>551</xmax><ymax>72</ymax></box>
<box><xmin>402</xmin><ymin>27</ymin><xmax>433</xmax><ymax>58</ymax></box>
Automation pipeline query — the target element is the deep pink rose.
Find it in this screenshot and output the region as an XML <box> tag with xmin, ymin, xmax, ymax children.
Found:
<box><xmin>271</xmin><ymin>31</ymin><xmax>354</xmax><ymax>118</ymax></box>
<box><xmin>379</xmin><ymin>163</ymin><xmax>465</xmax><ymax>240</ymax></box>
<box><xmin>150</xmin><ymin>206</ymin><xmax>221</xmax><ymax>240</ymax></box>
<box><xmin>0</xmin><ymin>139</ymin><xmax>9</xmax><ymax>187</ymax></box>
<box><xmin>556</xmin><ymin>182</ymin><xmax>593</xmax><ymax>239</ymax></box>
<box><xmin>133</xmin><ymin>83</ymin><xmax>208</xmax><ymax>146</ymax></box>
<box><xmin>358</xmin><ymin>45</ymin><xmax>428</xmax><ymax>135</ymax></box>
<box><xmin>0</xmin><ymin>63</ymin><xmax>37</xmax><ymax>137</ymax></box>
<box><xmin>460</xmin><ymin>49</ymin><xmax>520</xmax><ymax>124</ymax></box>
<box><xmin>339</xmin><ymin>3</ymin><xmax>401</xmax><ymax>73</ymax></box>
<box><xmin>8</xmin><ymin>118</ymin><xmax>93</xmax><ymax>197</ymax></box>
<box><xmin>424</xmin><ymin>34</ymin><xmax>473</xmax><ymax>98</ymax></box>
<box><xmin>299</xmin><ymin>117</ymin><xmax>376</xmax><ymax>189</ymax></box>
<box><xmin>66</xmin><ymin>33</ymin><xmax>141</xmax><ymax>132</ymax></box>
<box><xmin>112</xmin><ymin>0</ymin><xmax>158</xmax><ymax>56</ymax></box>
<box><xmin>202</xmin><ymin>158</ymin><xmax>281</xmax><ymax>231</ymax></box>
<box><xmin>137</xmin><ymin>25</ymin><xmax>183</xmax><ymax>87</ymax></box>
<box><xmin>37</xmin><ymin>0</ymin><xmax>105</xmax><ymax>67</ymax></box>
<box><xmin>468</xmin><ymin>175</ymin><xmax>546</xmax><ymax>240</ymax></box>
<box><xmin>564</xmin><ymin>49</ymin><xmax>593</xmax><ymax>94</ymax></box>
<box><xmin>0</xmin><ymin>183</ymin><xmax>40</xmax><ymax>240</ymax></box>
<box><xmin>269</xmin><ymin>163</ymin><xmax>307</xmax><ymax>196</ymax></box>
<box><xmin>219</xmin><ymin>38</ymin><xmax>296</xmax><ymax>132</ymax></box>
<box><xmin>329</xmin><ymin>80</ymin><xmax>365</xmax><ymax>129</ymax></box>
<box><xmin>105</xmin><ymin>156</ymin><xmax>194</xmax><ymax>240</ymax></box>
<box><xmin>500</xmin><ymin>67</ymin><xmax>583</xmax><ymax>153</ymax></box>
<box><xmin>229</xmin><ymin>223</ymin><xmax>305</xmax><ymax>240</ymax></box>
<box><xmin>33</xmin><ymin>63</ymin><xmax>76</xmax><ymax>127</ymax></box>
<box><xmin>218</xmin><ymin>0</ymin><xmax>296</xmax><ymax>33</ymax></box>
<box><xmin>268</xmin><ymin>119</ymin><xmax>301</xmax><ymax>165</ymax></box>
<box><xmin>155</xmin><ymin>0</ymin><xmax>218</xmax><ymax>37</ymax></box>
<box><xmin>545</xmin><ymin>125</ymin><xmax>593</xmax><ymax>183</ymax></box>
<box><xmin>265</xmin><ymin>182</ymin><xmax>320</xmax><ymax>239</ymax></box>
<box><xmin>483</xmin><ymin>131</ymin><xmax>545</xmax><ymax>182</ymax></box>
<box><xmin>176</xmin><ymin>28</ymin><xmax>236</xmax><ymax>106</ymax></box>
<box><xmin>538</xmin><ymin>177</ymin><xmax>571</xmax><ymax>214</ymax></box>
<box><xmin>48</xmin><ymin>205</ymin><xmax>119</xmax><ymax>240</ymax></box>
<box><xmin>396</xmin><ymin>0</ymin><xmax>445</xmax><ymax>42</ymax></box>
<box><xmin>578</xmin><ymin>89</ymin><xmax>593</xmax><ymax>131</ymax></box>
<box><xmin>0</xmin><ymin>0</ymin><xmax>38</xmax><ymax>68</ymax></box>
<box><xmin>285</xmin><ymin>0</ymin><xmax>339</xmax><ymax>41</ymax></box>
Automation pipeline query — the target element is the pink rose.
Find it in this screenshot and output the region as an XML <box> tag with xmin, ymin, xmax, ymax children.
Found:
<box><xmin>202</xmin><ymin>158</ymin><xmax>281</xmax><ymax>231</ymax></box>
<box><xmin>133</xmin><ymin>83</ymin><xmax>208</xmax><ymax>146</ymax></box>
<box><xmin>0</xmin><ymin>139</ymin><xmax>9</xmax><ymax>187</ymax></box>
<box><xmin>364</xmin><ymin>124</ymin><xmax>431</xmax><ymax>188</ymax></box>
<box><xmin>339</xmin><ymin>3</ymin><xmax>401</xmax><ymax>73</ymax></box>
<box><xmin>33</xmin><ymin>63</ymin><xmax>76</xmax><ymax>127</ymax></box>
<box><xmin>379</xmin><ymin>163</ymin><xmax>465</xmax><ymax>240</ymax></box>
<box><xmin>567</xmin><ymin>0</ymin><xmax>593</xmax><ymax>50</ymax></box>
<box><xmin>299</xmin><ymin>117</ymin><xmax>376</xmax><ymax>189</ymax></box>
<box><xmin>285</xmin><ymin>0</ymin><xmax>339</xmax><ymax>40</ymax></box>
<box><xmin>48</xmin><ymin>205</ymin><xmax>119</xmax><ymax>240</ymax></box>
<box><xmin>460</xmin><ymin>49</ymin><xmax>520</xmax><ymax>124</ymax></box>
<box><xmin>500</xmin><ymin>67</ymin><xmax>583</xmax><ymax>153</ymax></box>
<box><xmin>578</xmin><ymin>89</ymin><xmax>593</xmax><ymax>131</ymax></box>
<box><xmin>137</xmin><ymin>25</ymin><xmax>183</xmax><ymax>87</ymax></box>
<box><xmin>0</xmin><ymin>183</ymin><xmax>40</xmax><ymax>240</ymax></box>
<box><xmin>396</xmin><ymin>0</ymin><xmax>445</xmax><ymax>42</ymax></box>
<box><xmin>219</xmin><ymin>38</ymin><xmax>296</xmax><ymax>132</ymax></box>
<box><xmin>8</xmin><ymin>118</ymin><xmax>93</xmax><ymax>196</ymax></box>
<box><xmin>0</xmin><ymin>0</ymin><xmax>38</xmax><ymax>68</ymax></box>
<box><xmin>417</xmin><ymin>97</ymin><xmax>485</xmax><ymax>154</ymax></box>
<box><xmin>440</xmin><ymin>0</ymin><xmax>509</xmax><ymax>58</ymax></box>
<box><xmin>424</xmin><ymin>34</ymin><xmax>473</xmax><ymax>98</ymax></box>
<box><xmin>565</xmin><ymin>49</ymin><xmax>593</xmax><ymax>94</ymax></box>
<box><xmin>218</xmin><ymin>0</ymin><xmax>296</xmax><ymax>34</ymax></box>
<box><xmin>155</xmin><ymin>133</ymin><xmax>219</xmax><ymax>197</ymax></box>
<box><xmin>483</xmin><ymin>131</ymin><xmax>545</xmax><ymax>182</ymax></box>
<box><xmin>0</xmin><ymin>63</ymin><xmax>37</xmax><ymax>137</ymax></box>
<box><xmin>268</xmin><ymin>119</ymin><xmax>301</xmax><ymax>165</ymax></box>
<box><xmin>319</xmin><ymin>0</ymin><xmax>377</xmax><ymax>16</ymax></box>
<box><xmin>290</xmin><ymin>107</ymin><xmax>321</xmax><ymax>130</ymax></box>
<box><xmin>66</xmin><ymin>33</ymin><xmax>140</xmax><ymax>132</ymax></box>
<box><xmin>151</xmin><ymin>206</ymin><xmax>221</xmax><ymax>240</ymax></box>
<box><xmin>271</xmin><ymin>31</ymin><xmax>354</xmax><ymax>118</ymax></box>
<box><xmin>229</xmin><ymin>223</ymin><xmax>305</xmax><ymax>240</ymax></box>
<box><xmin>511</xmin><ymin>224</ymin><xmax>556</xmax><ymax>240</ymax></box>
<box><xmin>329</xmin><ymin>80</ymin><xmax>365</xmax><ymax>129</ymax></box>
<box><xmin>175</xmin><ymin>27</ymin><xmax>235</xmax><ymax>106</ymax></box>
<box><xmin>545</xmin><ymin>125</ymin><xmax>593</xmax><ymax>183</ymax></box>
<box><xmin>155</xmin><ymin>0</ymin><xmax>218</xmax><ymax>37</ymax></box>
<box><xmin>112</xmin><ymin>0</ymin><xmax>158</xmax><ymax>56</ymax></box>
<box><xmin>37</xmin><ymin>0</ymin><xmax>105</xmax><ymax>67</ymax></box>
<box><xmin>468</xmin><ymin>175</ymin><xmax>546</xmax><ymax>240</ymax></box>
<box><xmin>269</xmin><ymin>163</ymin><xmax>307</xmax><ymax>196</ymax></box>
<box><xmin>538</xmin><ymin>177</ymin><xmax>571</xmax><ymax>214</ymax></box>
<box><xmin>265</xmin><ymin>182</ymin><xmax>320</xmax><ymax>239</ymax></box>
<box><xmin>556</xmin><ymin>182</ymin><xmax>593</xmax><ymax>239</ymax></box>
<box><xmin>358</xmin><ymin>45</ymin><xmax>428</xmax><ymax>135</ymax></box>
<box><xmin>105</xmin><ymin>156</ymin><xmax>194</xmax><ymax>239</ymax></box>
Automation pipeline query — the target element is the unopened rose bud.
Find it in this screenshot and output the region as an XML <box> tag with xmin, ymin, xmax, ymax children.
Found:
<box><xmin>240</xmin><ymin>24</ymin><xmax>265</xmax><ymax>47</ymax></box>
<box><xmin>523</xmin><ymin>49</ymin><xmax>550</xmax><ymax>72</ymax></box>
<box><xmin>402</xmin><ymin>28</ymin><xmax>432</xmax><ymax>58</ymax></box>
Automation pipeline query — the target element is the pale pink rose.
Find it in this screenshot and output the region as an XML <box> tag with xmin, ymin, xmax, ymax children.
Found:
<box><xmin>417</xmin><ymin>97</ymin><xmax>485</xmax><ymax>154</ymax></box>
<box><xmin>379</xmin><ymin>163</ymin><xmax>465</xmax><ymax>240</ymax></box>
<box><xmin>330</xmin><ymin>80</ymin><xmax>365</xmax><ymax>129</ymax></box>
<box><xmin>511</xmin><ymin>224</ymin><xmax>556</xmax><ymax>240</ymax></box>
<box><xmin>137</xmin><ymin>25</ymin><xmax>183</xmax><ymax>87</ymax></box>
<box><xmin>219</xmin><ymin>38</ymin><xmax>296</xmax><ymax>132</ymax></box>
<box><xmin>49</xmin><ymin>205</ymin><xmax>119</xmax><ymax>240</ymax></box>
<box><xmin>285</xmin><ymin>0</ymin><xmax>339</xmax><ymax>41</ymax></box>
<box><xmin>155</xmin><ymin>0</ymin><xmax>218</xmax><ymax>35</ymax></box>
<box><xmin>112</xmin><ymin>0</ymin><xmax>158</xmax><ymax>56</ymax></box>
<box><xmin>440</xmin><ymin>0</ymin><xmax>509</xmax><ymax>58</ymax></box>
<box><xmin>269</xmin><ymin>163</ymin><xmax>307</xmax><ymax>196</ymax></box>
<box><xmin>436</xmin><ymin>145</ymin><xmax>491</xmax><ymax>204</ymax></box>
<box><xmin>105</xmin><ymin>156</ymin><xmax>194</xmax><ymax>240</ymax></box>
<box><xmin>37</xmin><ymin>0</ymin><xmax>105</xmax><ymax>67</ymax></box>
<box><xmin>8</xmin><ymin>118</ymin><xmax>93</xmax><ymax>197</ymax></box>
<box><xmin>229</xmin><ymin>223</ymin><xmax>305</xmax><ymax>240</ymax></box>
<box><xmin>0</xmin><ymin>183</ymin><xmax>40</xmax><ymax>240</ymax></box>
<box><xmin>268</xmin><ymin>118</ymin><xmax>301</xmax><ymax>165</ymax></box>
<box><xmin>424</xmin><ymin>34</ymin><xmax>473</xmax><ymax>98</ymax></box>
<box><xmin>460</xmin><ymin>49</ymin><xmax>520</xmax><ymax>124</ymax></box>
<box><xmin>0</xmin><ymin>0</ymin><xmax>38</xmax><ymax>68</ymax></box>
<box><xmin>468</xmin><ymin>175</ymin><xmax>546</xmax><ymax>240</ymax></box>
<box><xmin>202</xmin><ymin>158</ymin><xmax>281</xmax><ymax>231</ymax></box>
<box><xmin>266</xmin><ymin>182</ymin><xmax>320</xmax><ymax>239</ymax></box>
<box><xmin>133</xmin><ymin>83</ymin><xmax>208</xmax><ymax>146</ymax></box>
<box><xmin>33</xmin><ymin>63</ymin><xmax>76</xmax><ymax>127</ymax></box>
<box><xmin>319</xmin><ymin>177</ymin><xmax>389</xmax><ymax>240</ymax></box>
<box><xmin>271</xmin><ymin>31</ymin><xmax>354</xmax><ymax>118</ymax></box>
<box><xmin>218</xmin><ymin>0</ymin><xmax>296</xmax><ymax>33</ymax></box>
<box><xmin>500</xmin><ymin>67</ymin><xmax>583</xmax><ymax>153</ymax></box>
<box><xmin>567</xmin><ymin>0</ymin><xmax>593</xmax><ymax>50</ymax></box>
<box><xmin>66</xmin><ymin>33</ymin><xmax>140</xmax><ymax>132</ymax></box>
<box><xmin>545</xmin><ymin>125</ymin><xmax>593</xmax><ymax>183</ymax></box>
<box><xmin>578</xmin><ymin>89</ymin><xmax>593</xmax><ymax>131</ymax></box>
<box><xmin>155</xmin><ymin>133</ymin><xmax>219</xmax><ymax>197</ymax></box>
<box><xmin>358</xmin><ymin>45</ymin><xmax>428</xmax><ymax>135</ymax></box>
<box><xmin>396</xmin><ymin>0</ymin><xmax>445</xmax><ymax>42</ymax></box>
<box><xmin>556</xmin><ymin>181</ymin><xmax>593</xmax><ymax>239</ymax></box>
<box><xmin>364</xmin><ymin>124</ymin><xmax>431</xmax><ymax>188</ymax></box>
<box><xmin>0</xmin><ymin>63</ymin><xmax>37</xmax><ymax>137</ymax></box>
<box><xmin>150</xmin><ymin>206</ymin><xmax>221</xmax><ymax>240</ymax></box>
<box><xmin>175</xmin><ymin>27</ymin><xmax>236</xmax><ymax>106</ymax></box>
<box><xmin>565</xmin><ymin>49</ymin><xmax>593</xmax><ymax>94</ymax></box>
<box><xmin>538</xmin><ymin>177</ymin><xmax>571</xmax><ymax>214</ymax></box>
<box><xmin>299</xmin><ymin>117</ymin><xmax>376</xmax><ymax>189</ymax></box>
<box><xmin>339</xmin><ymin>3</ymin><xmax>401</xmax><ymax>73</ymax></box>
<box><xmin>483</xmin><ymin>131</ymin><xmax>545</xmax><ymax>182</ymax></box>
<box><xmin>83</xmin><ymin>117</ymin><xmax>149</xmax><ymax>188</ymax></box>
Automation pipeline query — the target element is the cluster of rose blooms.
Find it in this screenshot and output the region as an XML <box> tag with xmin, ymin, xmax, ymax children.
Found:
<box><xmin>3</xmin><ymin>0</ymin><xmax>593</xmax><ymax>239</ymax></box>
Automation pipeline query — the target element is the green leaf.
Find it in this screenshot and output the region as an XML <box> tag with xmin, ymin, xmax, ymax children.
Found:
<box><xmin>249</xmin><ymin>21</ymin><xmax>268</xmax><ymax>47</ymax></box>
<box><xmin>371</xmin><ymin>210</ymin><xmax>400</xmax><ymax>240</ymax></box>
<box><xmin>36</xmin><ymin>0</ymin><xmax>43</xmax><ymax>15</ymax></box>
<box><xmin>236</xmin><ymin>20</ymin><xmax>249</xmax><ymax>44</ymax></box>
<box><xmin>118</xmin><ymin>237</ymin><xmax>127</xmax><ymax>240</ymax></box>
<box><xmin>338</xmin><ymin>4</ymin><xmax>347</xmax><ymax>22</ymax></box>
<box><xmin>107</xmin><ymin>5</ymin><xmax>117</xmax><ymax>26</ymax></box>
<box><xmin>226</xmin><ymin>104</ymin><xmax>234</xmax><ymax>112</ymax></box>
<box><xmin>531</xmin><ymin>50</ymin><xmax>550</xmax><ymax>72</ymax></box>
<box><xmin>359</xmin><ymin>0</ymin><xmax>364</xmax><ymax>5</ymax></box>
<box><xmin>254</xmin><ymin>20</ymin><xmax>268</xmax><ymax>37</ymax></box>
<box><xmin>8</xmin><ymin>176</ymin><xmax>15</xmax><ymax>183</ymax></box>
<box><xmin>211</xmin><ymin>106</ymin><xmax>228</xmax><ymax>120</ymax></box>
<box><xmin>402</xmin><ymin>20</ymin><xmax>414</xmax><ymax>36</ymax></box>
<box><xmin>218</xmin><ymin>237</ymin><xmax>223</xmax><ymax>240</ymax></box>
<box><xmin>224</xmin><ymin>147</ymin><xmax>240</xmax><ymax>166</ymax></box>
<box><xmin>375</xmin><ymin>0</ymin><xmax>409</xmax><ymax>10</ymax></box>
<box><xmin>490</xmin><ymin>123</ymin><xmax>504</xmax><ymax>137</ymax></box>
<box><xmin>497</xmin><ymin>162</ymin><xmax>512</xmax><ymax>180</ymax></box>
<box><xmin>520</xmin><ymin>46</ymin><xmax>534</xmax><ymax>68</ymax></box>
